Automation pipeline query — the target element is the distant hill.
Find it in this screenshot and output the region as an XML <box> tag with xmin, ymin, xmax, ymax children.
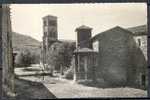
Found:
<box><xmin>12</xmin><ymin>32</ymin><xmax>41</xmax><ymax>53</ymax></box>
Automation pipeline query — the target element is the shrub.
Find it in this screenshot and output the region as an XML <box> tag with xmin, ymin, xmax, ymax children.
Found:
<box><xmin>64</xmin><ymin>66</ymin><xmax>74</xmax><ymax>80</ymax></box>
<box><xmin>30</xmin><ymin>52</ymin><xmax>40</xmax><ymax>64</ymax></box>
<box><xmin>15</xmin><ymin>49</ymin><xmax>38</xmax><ymax>67</ymax></box>
<box><xmin>47</xmin><ymin>42</ymin><xmax>76</xmax><ymax>75</ymax></box>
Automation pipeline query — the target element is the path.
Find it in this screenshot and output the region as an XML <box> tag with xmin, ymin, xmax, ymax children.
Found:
<box><xmin>43</xmin><ymin>77</ymin><xmax>147</xmax><ymax>98</ymax></box>
<box><xmin>18</xmin><ymin>75</ymin><xmax>147</xmax><ymax>98</ymax></box>
<box><xmin>15</xmin><ymin>64</ymin><xmax>147</xmax><ymax>98</ymax></box>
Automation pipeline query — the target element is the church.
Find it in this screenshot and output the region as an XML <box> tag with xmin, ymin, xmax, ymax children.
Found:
<box><xmin>41</xmin><ymin>15</ymin><xmax>147</xmax><ymax>89</ymax></box>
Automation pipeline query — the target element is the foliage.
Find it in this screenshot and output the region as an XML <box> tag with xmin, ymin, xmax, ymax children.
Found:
<box><xmin>64</xmin><ymin>58</ymin><xmax>75</xmax><ymax>79</ymax></box>
<box><xmin>30</xmin><ymin>51</ymin><xmax>40</xmax><ymax>64</ymax></box>
<box><xmin>47</xmin><ymin>42</ymin><xmax>76</xmax><ymax>75</ymax></box>
<box><xmin>64</xmin><ymin>68</ymin><xmax>74</xmax><ymax>79</ymax></box>
<box><xmin>15</xmin><ymin>49</ymin><xmax>40</xmax><ymax>67</ymax></box>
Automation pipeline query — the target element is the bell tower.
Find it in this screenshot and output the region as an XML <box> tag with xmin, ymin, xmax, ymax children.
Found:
<box><xmin>42</xmin><ymin>15</ymin><xmax>58</xmax><ymax>64</ymax></box>
<box><xmin>43</xmin><ymin>15</ymin><xmax>58</xmax><ymax>48</ymax></box>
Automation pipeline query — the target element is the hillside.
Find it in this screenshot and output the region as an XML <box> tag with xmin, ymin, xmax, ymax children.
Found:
<box><xmin>12</xmin><ymin>32</ymin><xmax>41</xmax><ymax>52</ymax></box>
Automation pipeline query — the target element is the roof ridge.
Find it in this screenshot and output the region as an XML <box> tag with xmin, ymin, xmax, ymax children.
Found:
<box><xmin>91</xmin><ymin>26</ymin><xmax>133</xmax><ymax>41</ymax></box>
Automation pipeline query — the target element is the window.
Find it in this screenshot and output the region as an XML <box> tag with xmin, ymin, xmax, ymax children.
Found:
<box><xmin>48</xmin><ymin>20</ymin><xmax>56</xmax><ymax>26</ymax></box>
<box><xmin>137</xmin><ymin>38</ymin><xmax>141</xmax><ymax>46</ymax></box>
<box><xmin>141</xmin><ymin>74</ymin><xmax>146</xmax><ymax>86</ymax></box>
<box><xmin>44</xmin><ymin>32</ymin><xmax>47</xmax><ymax>36</ymax></box>
<box><xmin>43</xmin><ymin>20</ymin><xmax>47</xmax><ymax>26</ymax></box>
<box><xmin>92</xmin><ymin>41</ymin><xmax>99</xmax><ymax>52</ymax></box>
<box><xmin>53</xmin><ymin>46</ymin><xmax>56</xmax><ymax>51</ymax></box>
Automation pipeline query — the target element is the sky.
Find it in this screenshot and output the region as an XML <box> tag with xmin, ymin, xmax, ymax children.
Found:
<box><xmin>11</xmin><ymin>3</ymin><xmax>147</xmax><ymax>41</ymax></box>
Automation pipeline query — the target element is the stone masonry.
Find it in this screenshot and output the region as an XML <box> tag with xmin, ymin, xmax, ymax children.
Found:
<box><xmin>1</xmin><ymin>4</ymin><xmax>14</xmax><ymax>97</ymax></box>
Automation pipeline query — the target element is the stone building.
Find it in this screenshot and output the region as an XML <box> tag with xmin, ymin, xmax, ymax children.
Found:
<box><xmin>127</xmin><ymin>25</ymin><xmax>147</xmax><ymax>89</ymax></box>
<box><xmin>0</xmin><ymin>4</ymin><xmax>15</xmax><ymax>97</ymax></box>
<box><xmin>91</xmin><ymin>26</ymin><xmax>147</xmax><ymax>88</ymax></box>
<box><xmin>41</xmin><ymin>15</ymin><xmax>75</xmax><ymax>67</ymax></box>
<box><xmin>127</xmin><ymin>25</ymin><xmax>147</xmax><ymax>60</ymax></box>
<box><xmin>41</xmin><ymin>14</ymin><xmax>147</xmax><ymax>89</ymax></box>
<box><xmin>73</xmin><ymin>25</ymin><xmax>97</xmax><ymax>82</ymax></box>
<box><xmin>73</xmin><ymin>24</ymin><xmax>147</xmax><ymax>89</ymax></box>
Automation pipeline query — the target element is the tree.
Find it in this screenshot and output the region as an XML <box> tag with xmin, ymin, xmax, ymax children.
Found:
<box><xmin>15</xmin><ymin>52</ymin><xmax>24</xmax><ymax>67</ymax></box>
<box><xmin>47</xmin><ymin>42</ymin><xmax>76</xmax><ymax>76</ymax></box>
<box><xmin>15</xmin><ymin>49</ymin><xmax>38</xmax><ymax>67</ymax></box>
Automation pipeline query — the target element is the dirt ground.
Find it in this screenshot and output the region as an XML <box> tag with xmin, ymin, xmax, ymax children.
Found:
<box><xmin>13</xmin><ymin>66</ymin><xmax>147</xmax><ymax>99</ymax></box>
<box><xmin>19</xmin><ymin>76</ymin><xmax>147</xmax><ymax>98</ymax></box>
<box><xmin>3</xmin><ymin>76</ymin><xmax>56</xmax><ymax>100</ymax></box>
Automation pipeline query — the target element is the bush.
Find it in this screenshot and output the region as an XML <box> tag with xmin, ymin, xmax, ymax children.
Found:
<box><xmin>64</xmin><ymin>66</ymin><xmax>74</xmax><ymax>80</ymax></box>
<box><xmin>30</xmin><ymin>52</ymin><xmax>40</xmax><ymax>64</ymax></box>
<box><xmin>47</xmin><ymin>42</ymin><xmax>76</xmax><ymax>75</ymax></box>
<box><xmin>15</xmin><ymin>49</ymin><xmax>39</xmax><ymax>67</ymax></box>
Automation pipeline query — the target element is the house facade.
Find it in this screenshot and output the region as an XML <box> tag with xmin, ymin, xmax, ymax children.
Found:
<box><xmin>91</xmin><ymin>25</ymin><xmax>147</xmax><ymax>89</ymax></box>
<box><xmin>127</xmin><ymin>25</ymin><xmax>147</xmax><ymax>60</ymax></box>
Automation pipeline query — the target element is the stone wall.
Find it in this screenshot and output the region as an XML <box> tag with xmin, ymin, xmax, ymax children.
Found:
<box><xmin>1</xmin><ymin>4</ymin><xmax>14</xmax><ymax>96</ymax></box>
<box><xmin>133</xmin><ymin>35</ymin><xmax>147</xmax><ymax>60</ymax></box>
<box><xmin>95</xmin><ymin>27</ymin><xmax>147</xmax><ymax>87</ymax></box>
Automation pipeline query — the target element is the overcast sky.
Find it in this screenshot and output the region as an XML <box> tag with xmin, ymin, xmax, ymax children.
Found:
<box><xmin>11</xmin><ymin>3</ymin><xmax>147</xmax><ymax>41</ymax></box>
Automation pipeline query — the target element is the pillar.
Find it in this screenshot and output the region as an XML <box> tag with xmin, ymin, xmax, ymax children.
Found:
<box><xmin>84</xmin><ymin>55</ymin><xmax>88</xmax><ymax>80</ymax></box>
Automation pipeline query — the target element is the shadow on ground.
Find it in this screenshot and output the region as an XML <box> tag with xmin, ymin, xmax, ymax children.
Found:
<box><xmin>3</xmin><ymin>76</ymin><xmax>56</xmax><ymax>100</ymax></box>
<box><xmin>78</xmin><ymin>80</ymin><xmax>147</xmax><ymax>90</ymax></box>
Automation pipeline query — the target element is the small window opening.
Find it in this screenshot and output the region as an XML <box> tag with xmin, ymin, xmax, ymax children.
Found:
<box><xmin>141</xmin><ymin>74</ymin><xmax>146</xmax><ymax>86</ymax></box>
<box><xmin>138</xmin><ymin>38</ymin><xmax>141</xmax><ymax>46</ymax></box>
<box><xmin>44</xmin><ymin>20</ymin><xmax>47</xmax><ymax>26</ymax></box>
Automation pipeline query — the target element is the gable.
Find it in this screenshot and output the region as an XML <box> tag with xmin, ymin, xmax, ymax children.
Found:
<box><xmin>91</xmin><ymin>26</ymin><xmax>133</xmax><ymax>42</ymax></box>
